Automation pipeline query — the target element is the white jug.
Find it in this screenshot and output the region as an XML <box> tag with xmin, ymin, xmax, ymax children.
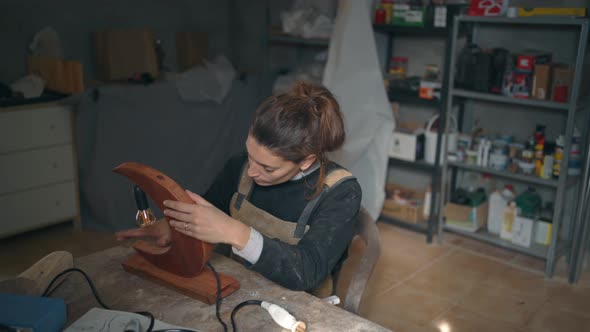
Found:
<box><xmin>424</xmin><ymin>114</ymin><xmax>458</xmax><ymax>164</ymax></box>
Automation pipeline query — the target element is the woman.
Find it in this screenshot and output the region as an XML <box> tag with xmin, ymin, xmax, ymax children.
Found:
<box><xmin>116</xmin><ymin>81</ymin><xmax>362</xmax><ymax>295</ymax></box>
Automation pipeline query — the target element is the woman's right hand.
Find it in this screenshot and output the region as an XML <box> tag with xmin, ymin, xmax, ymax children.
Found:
<box><xmin>115</xmin><ymin>219</ymin><xmax>172</xmax><ymax>247</ymax></box>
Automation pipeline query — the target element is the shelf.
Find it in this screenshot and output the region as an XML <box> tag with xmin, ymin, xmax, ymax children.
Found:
<box><xmin>389</xmin><ymin>157</ymin><xmax>438</xmax><ymax>172</ymax></box>
<box><xmin>452</xmin><ymin>89</ymin><xmax>570</xmax><ymax>111</ymax></box>
<box><xmin>444</xmin><ymin>225</ymin><xmax>549</xmax><ymax>259</ymax></box>
<box><xmin>388</xmin><ymin>88</ymin><xmax>441</xmax><ymax>107</ymax></box>
<box><xmin>458</xmin><ymin>15</ymin><xmax>589</xmax><ymax>27</ymax></box>
<box><xmin>268</xmin><ymin>33</ymin><xmax>330</xmax><ymax>47</ymax></box>
<box><xmin>379</xmin><ymin>214</ymin><xmax>430</xmax><ymax>235</ymax></box>
<box><xmin>373</xmin><ymin>24</ymin><xmax>448</xmax><ymax>36</ymax></box>
<box><xmin>448</xmin><ymin>161</ymin><xmax>559</xmax><ymax>188</ymax></box>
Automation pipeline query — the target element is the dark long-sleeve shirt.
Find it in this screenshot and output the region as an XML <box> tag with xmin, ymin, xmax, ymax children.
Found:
<box><xmin>203</xmin><ymin>153</ymin><xmax>362</xmax><ymax>291</ymax></box>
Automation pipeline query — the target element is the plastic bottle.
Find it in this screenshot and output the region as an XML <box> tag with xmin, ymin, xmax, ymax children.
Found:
<box><xmin>501</xmin><ymin>201</ymin><xmax>519</xmax><ymax>240</ymax></box>
<box><xmin>374</xmin><ymin>5</ymin><xmax>386</xmax><ymax>24</ymax></box>
<box><xmin>569</xmin><ymin>128</ymin><xmax>582</xmax><ymax>176</ymax></box>
<box><xmin>515</xmin><ymin>187</ymin><xmax>542</xmax><ymax>219</ymax></box>
<box><xmin>487</xmin><ymin>185</ymin><xmax>516</xmax><ymax>235</ymax></box>
<box><xmin>553</xmin><ymin>135</ymin><xmax>564</xmax><ymax>178</ymax></box>
<box><xmin>382</xmin><ymin>0</ymin><xmax>393</xmax><ymax>24</ymax></box>
<box><xmin>478</xmin><ymin>173</ymin><xmax>496</xmax><ymax>195</ymax></box>
<box><xmin>477</xmin><ymin>138</ymin><xmax>486</xmax><ymax>166</ymax></box>
<box><xmin>541</xmin><ymin>142</ymin><xmax>555</xmax><ymax>180</ymax></box>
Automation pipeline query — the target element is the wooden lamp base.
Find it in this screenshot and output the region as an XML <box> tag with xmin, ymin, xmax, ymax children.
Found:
<box><xmin>122</xmin><ymin>254</ymin><xmax>240</xmax><ymax>304</ymax></box>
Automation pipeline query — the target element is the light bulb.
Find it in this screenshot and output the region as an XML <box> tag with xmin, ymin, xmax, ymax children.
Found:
<box><xmin>133</xmin><ymin>185</ymin><xmax>156</xmax><ymax>227</ymax></box>
<box><xmin>136</xmin><ymin>208</ymin><xmax>157</xmax><ymax>227</ymax></box>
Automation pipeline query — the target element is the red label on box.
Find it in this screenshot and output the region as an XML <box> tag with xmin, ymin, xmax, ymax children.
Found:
<box><xmin>517</xmin><ymin>55</ymin><xmax>535</xmax><ymax>71</ymax></box>
<box><xmin>468</xmin><ymin>0</ymin><xmax>507</xmax><ymax>16</ymax></box>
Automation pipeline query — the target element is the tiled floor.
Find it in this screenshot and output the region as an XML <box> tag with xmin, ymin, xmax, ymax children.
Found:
<box><xmin>1</xmin><ymin>220</ymin><xmax>589</xmax><ymax>332</ymax></box>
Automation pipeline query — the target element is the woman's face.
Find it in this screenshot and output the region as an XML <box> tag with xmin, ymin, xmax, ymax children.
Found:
<box><xmin>245</xmin><ymin>135</ymin><xmax>313</xmax><ymax>186</ymax></box>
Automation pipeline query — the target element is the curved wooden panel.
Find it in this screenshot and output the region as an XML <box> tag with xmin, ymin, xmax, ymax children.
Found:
<box><xmin>113</xmin><ymin>162</ymin><xmax>213</xmax><ymax>277</ymax></box>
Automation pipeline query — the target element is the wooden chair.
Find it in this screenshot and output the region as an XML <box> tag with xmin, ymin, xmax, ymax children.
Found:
<box><xmin>335</xmin><ymin>207</ymin><xmax>381</xmax><ymax>315</ymax></box>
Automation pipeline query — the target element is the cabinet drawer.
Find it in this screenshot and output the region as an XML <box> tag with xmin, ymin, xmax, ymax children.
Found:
<box><xmin>0</xmin><ymin>105</ymin><xmax>72</xmax><ymax>153</ymax></box>
<box><xmin>0</xmin><ymin>181</ymin><xmax>77</xmax><ymax>238</ymax></box>
<box><xmin>0</xmin><ymin>145</ymin><xmax>75</xmax><ymax>195</ymax></box>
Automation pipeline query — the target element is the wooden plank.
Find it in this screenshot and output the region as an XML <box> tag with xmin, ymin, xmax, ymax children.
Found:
<box><xmin>54</xmin><ymin>246</ymin><xmax>390</xmax><ymax>331</ymax></box>
<box><xmin>0</xmin><ymin>251</ymin><xmax>73</xmax><ymax>296</ymax></box>
<box><xmin>122</xmin><ymin>253</ymin><xmax>239</xmax><ymax>305</ymax></box>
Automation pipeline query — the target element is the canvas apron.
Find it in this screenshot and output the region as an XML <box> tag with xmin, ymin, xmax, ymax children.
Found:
<box><xmin>229</xmin><ymin>163</ymin><xmax>354</xmax><ymax>297</ymax></box>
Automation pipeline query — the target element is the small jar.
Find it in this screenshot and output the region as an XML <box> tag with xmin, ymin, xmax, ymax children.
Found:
<box><xmin>374</xmin><ymin>5</ymin><xmax>386</xmax><ymax>24</ymax></box>
<box><xmin>390</xmin><ymin>56</ymin><xmax>408</xmax><ymax>79</ymax></box>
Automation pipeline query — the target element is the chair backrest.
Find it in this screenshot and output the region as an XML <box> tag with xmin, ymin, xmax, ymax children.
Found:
<box><xmin>337</xmin><ymin>207</ymin><xmax>381</xmax><ymax>314</ymax></box>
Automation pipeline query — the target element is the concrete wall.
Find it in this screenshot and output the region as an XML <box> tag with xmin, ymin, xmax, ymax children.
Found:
<box><xmin>0</xmin><ymin>0</ymin><xmax>231</xmax><ymax>82</ymax></box>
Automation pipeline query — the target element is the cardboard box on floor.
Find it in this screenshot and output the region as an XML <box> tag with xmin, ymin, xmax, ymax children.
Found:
<box><xmin>444</xmin><ymin>202</ymin><xmax>488</xmax><ymax>233</ymax></box>
<box><xmin>176</xmin><ymin>32</ymin><xmax>208</xmax><ymax>72</ymax></box>
<box><xmin>382</xmin><ymin>184</ymin><xmax>426</xmax><ymax>224</ymax></box>
<box><xmin>94</xmin><ymin>28</ymin><xmax>159</xmax><ymax>81</ymax></box>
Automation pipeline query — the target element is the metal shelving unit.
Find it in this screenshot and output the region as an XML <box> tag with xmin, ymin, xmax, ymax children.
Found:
<box><xmin>268</xmin><ymin>32</ymin><xmax>330</xmax><ymax>48</ymax></box>
<box><xmin>374</xmin><ymin>5</ymin><xmax>466</xmax><ymax>244</ymax></box>
<box><xmin>389</xmin><ymin>157</ymin><xmax>437</xmax><ymax>171</ymax></box>
<box><xmin>380</xmin><ymin>214</ymin><xmax>430</xmax><ymax>234</ymax></box>
<box><xmin>439</xmin><ymin>15</ymin><xmax>590</xmax><ymax>279</ymax></box>
<box><xmin>388</xmin><ymin>88</ymin><xmax>442</xmax><ymax>107</ymax></box>
<box><xmin>446</xmin><ymin>225</ymin><xmax>549</xmax><ymax>259</ymax></box>
<box><xmin>372</xmin><ymin>24</ymin><xmax>448</xmax><ymax>37</ymax></box>
<box><xmin>453</xmin><ymin>89</ymin><xmax>570</xmax><ymax>111</ymax></box>
<box><xmin>447</xmin><ymin>161</ymin><xmax>559</xmax><ymax>188</ymax></box>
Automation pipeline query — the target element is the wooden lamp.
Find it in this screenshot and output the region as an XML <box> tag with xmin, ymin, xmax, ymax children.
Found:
<box><xmin>113</xmin><ymin>162</ymin><xmax>240</xmax><ymax>304</ymax></box>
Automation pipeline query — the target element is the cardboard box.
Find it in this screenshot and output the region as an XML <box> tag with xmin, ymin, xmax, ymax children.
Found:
<box><xmin>419</xmin><ymin>80</ymin><xmax>442</xmax><ymax>100</ymax></box>
<box><xmin>389</xmin><ymin>128</ymin><xmax>425</xmax><ymax>161</ymax></box>
<box><xmin>27</xmin><ymin>56</ymin><xmax>84</xmax><ymax>94</ymax></box>
<box><xmin>532</xmin><ymin>64</ymin><xmax>552</xmax><ymax>100</ymax></box>
<box><xmin>382</xmin><ymin>184</ymin><xmax>425</xmax><ymax>224</ymax></box>
<box><xmin>392</xmin><ymin>4</ymin><xmax>427</xmax><ymax>27</ymax></box>
<box><xmin>516</xmin><ymin>50</ymin><xmax>552</xmax><ymax>72</ymax></box>
<box><xmin>444</xmin><ymin>202</ymin><xmax>489</xmax><ymax>232</ymax></box>
<box><xmin>176</xmin><ymin>31</ymin><xmax>208</xmax><ymax>72</ymax></box>
<box><xmin>551</xmin><ymin>65</ymin><xmax>574</xmax><ymax>103</ymax></box>
<box><xmin>94</xmin><ymin>28</ymin><xmax>159</xmax><ymax>81</ymax></box>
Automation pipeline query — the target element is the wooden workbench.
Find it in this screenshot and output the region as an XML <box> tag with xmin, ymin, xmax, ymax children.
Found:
<box><xmin>52</xmin><ymin>246</ymin><xmax>389</xmax><ymax>331</ymax></box>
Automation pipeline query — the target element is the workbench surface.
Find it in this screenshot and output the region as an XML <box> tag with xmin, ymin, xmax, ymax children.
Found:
<box><xmin>53</xmin><ymin>246</ymin><xmax>389</xmax><ymax>331</ymax></box>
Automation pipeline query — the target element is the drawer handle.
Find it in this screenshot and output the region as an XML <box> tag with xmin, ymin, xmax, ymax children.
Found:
<box><xmin>55</xmin><ymin>200</ymin><xmax>61</xmax><ymax>206</ymax></box>
<box><xmin>52</xmin><ymin>162</ymin><xmax>59</xmax><ymax>169</ymax></box>
<box><xmin>49</xmin><ymin>124</ymin><xmax>56</xmax><ymax>130</ymax></box>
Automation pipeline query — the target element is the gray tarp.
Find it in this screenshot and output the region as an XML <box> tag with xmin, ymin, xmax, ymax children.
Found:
<box><xmin>75</xmin><ymin>76</ymin><xmax>269</xmax><ymax>231</ymax></box>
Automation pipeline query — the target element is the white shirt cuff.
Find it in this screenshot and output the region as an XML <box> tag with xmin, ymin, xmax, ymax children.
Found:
<box><xmin>232</xmin><ymin>227</ymin><xmax>263</xmax><ymax>264</ymax></box>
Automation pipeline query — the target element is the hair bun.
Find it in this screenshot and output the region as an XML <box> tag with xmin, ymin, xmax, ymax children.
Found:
<box><xmin>290</xmin><ymin>81</ymin><xmax>320</xmax><ymax>99</ymax></box>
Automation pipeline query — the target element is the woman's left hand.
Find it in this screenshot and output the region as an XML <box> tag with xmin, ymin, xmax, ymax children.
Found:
<box><xmin>163</xmin><ymin>190</ymin><xmax>250</xmax><ymax>249</ymax></box>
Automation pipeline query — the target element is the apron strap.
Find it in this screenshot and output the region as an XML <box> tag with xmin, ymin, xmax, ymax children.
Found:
<box><xmin>234</xmin><ymin>161</ymin><xmax>254</xmax><ymax>210</ymax></box>
<box><xmin>294</xmin><ymin>168</ymin><xmax>355</xmax><ymax>238</ymax></box>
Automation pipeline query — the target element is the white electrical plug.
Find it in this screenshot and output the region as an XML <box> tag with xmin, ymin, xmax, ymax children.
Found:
<box><xmin>261</xmin><ymin>301</ymin><xmax>306</xmax><ymax>332</ymax></box>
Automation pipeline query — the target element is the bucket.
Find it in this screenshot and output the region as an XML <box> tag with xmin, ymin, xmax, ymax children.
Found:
<box><xmin>424</xmin><ymin>114</ymin><xmax>458</xmax><ymax>164</ymax></box>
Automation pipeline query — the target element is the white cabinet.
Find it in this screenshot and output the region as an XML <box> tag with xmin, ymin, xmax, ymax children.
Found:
<box><xmin>0</xmin><ymin>102</ymin><xmax>80</xmax><ymax>238</ymax></box>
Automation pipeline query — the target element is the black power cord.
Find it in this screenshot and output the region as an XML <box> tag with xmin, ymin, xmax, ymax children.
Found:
<box><xmin>230</xmin><ymin>300</ymin><xmax>263</xmax><ymax>332</ymax></box>
<box><xmin>206</xmin><ymin>261</ymin><xmax>228</xmax><ymax>332</ymax></box>
<box><xmin>42</xmin><ymin>265</ymin><xmax>261</xmax><ymax>332</ymax></box>
<box><xmin>41</xmin><ymin>268</ymin><xmax>191</xmax><ymax>332</ymax></box>
<box><xmin>42</xmin><ymin>268</ymin><xmax>110</xmax><ymax>308</ymax></box>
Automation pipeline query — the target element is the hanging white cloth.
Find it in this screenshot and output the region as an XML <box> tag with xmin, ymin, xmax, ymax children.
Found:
<box><xmin>323</xmin><ymin>0</ymin><xmax>395</xmax><ymax>220</ymax></box>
